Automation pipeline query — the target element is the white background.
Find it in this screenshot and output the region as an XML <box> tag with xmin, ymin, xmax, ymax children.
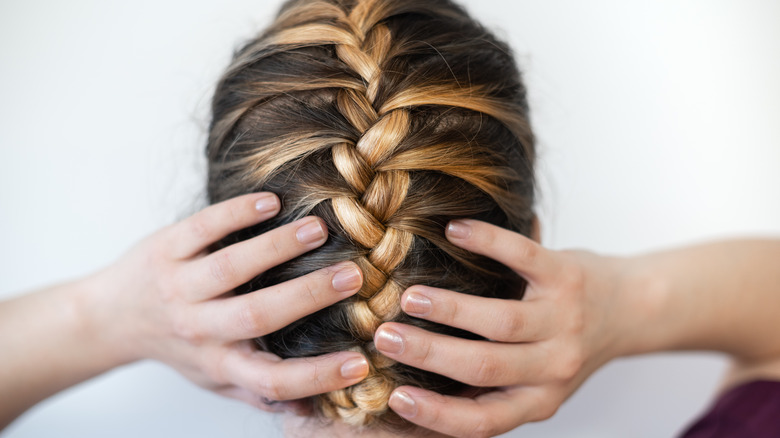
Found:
<box><xmin>2</xmin><ymin>1</ymin><xmax>779</xmax><ymax>437</ymax></box>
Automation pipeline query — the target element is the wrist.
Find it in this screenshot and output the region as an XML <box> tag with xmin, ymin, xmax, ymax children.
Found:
<box><xmin>75</xmin><ymin>268</ymin><xmax>142</xmax><ymax>367</ymax></box>
<box><xmin>605</xmin><ymin>253</ymin><xmax>672</xmax><ymax>359</ymax></box>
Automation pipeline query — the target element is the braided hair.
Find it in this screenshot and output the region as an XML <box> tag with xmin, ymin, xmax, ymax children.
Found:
<box><xmin>206</xmin><ymin>0</ymin><xmax>535</xmax><ymax>431</ymax></box>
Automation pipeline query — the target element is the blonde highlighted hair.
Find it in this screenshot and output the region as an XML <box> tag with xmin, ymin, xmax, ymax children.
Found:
<box><xmin>207</xmin><ymin>0</ymin><xmax>535</xmax><ymax>431</ymax></box>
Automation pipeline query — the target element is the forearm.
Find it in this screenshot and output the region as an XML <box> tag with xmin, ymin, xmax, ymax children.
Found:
<box><xmin>618</xmin><ymin>239</ymin><xmax>780</xmax><ymax>362</ymax></box>
<box><xmin>0</xmin><ymin>274</ymin><xmax>128</xmax><ymax>429</ymax></box>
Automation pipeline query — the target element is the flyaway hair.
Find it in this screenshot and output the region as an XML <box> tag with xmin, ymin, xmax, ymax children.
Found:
<box><xmin>206</xmin><ymin>0</ymin><xmax>536</xmax><ymax>432</ymax></box>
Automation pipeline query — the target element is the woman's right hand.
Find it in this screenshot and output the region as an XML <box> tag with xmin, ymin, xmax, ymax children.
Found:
<box><xmin>85</xmin><ymin>192</ymin><xmax>369</xmax><ymax>413</ymax></box>
<box><xmin>379</xmin><ymin>220</ymin><xmax>780</xmax><ymax>437</ymax></box>
<box><xmin>375</xmin><ymin>220</ymin><xmax>644</xmax><ymax>437</ymax></box>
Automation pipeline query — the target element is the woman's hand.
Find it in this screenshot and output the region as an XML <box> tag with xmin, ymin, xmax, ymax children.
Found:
<box><xmin>84</xmin><ymin>193</ymin><xmax>370</xmax><ymax>410</ymax></box>
<box><xmin>1</xmin><ymin>192</ymin><xmax>370</xmax><ymax>428</ymax></box>
<box><xmin>374</xmin><ymin>219</ymin><xmax>646</xmax><ymax>437</ymax></box>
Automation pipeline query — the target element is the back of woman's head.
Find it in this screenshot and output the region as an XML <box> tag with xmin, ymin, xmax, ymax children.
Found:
<box><xmin>206</xmin><ymin>0</ymin><xmax>535</xmax><ymax>431</ymax></box>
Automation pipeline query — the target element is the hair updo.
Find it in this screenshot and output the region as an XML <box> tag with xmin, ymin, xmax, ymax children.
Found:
<box><xmin>206</xmin><ymin>0</ymin><xmax>536</xmax><ymax>431</ymax></box>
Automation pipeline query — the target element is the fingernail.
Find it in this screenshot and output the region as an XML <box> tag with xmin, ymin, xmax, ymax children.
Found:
<box><xmin>296</xmin><ymin>219</ymin><xmax>326</xmax><ymax>244</ymax></box>
<box><xmin>389</xmin><ymin>391</ymin><xmax>418</xmax><ymax>418</ymax></box>
<box><xmin>340</xmin><ymin>356</ymin><xmax>369</xmax><ymax>380</ymax></box>
<box><xmin>255</xmin><ymin>194</ymin><xmax>280</xmax><ymax>214</ymax></box>
<box><xmin>403</xmin><ymin>292</ymin><xmax>431</xmax><ymax>316</ymax></box>
<box><xmin>375</xmin><ymin>328</ymin><xmax>404</xmax><ymax>354</ymax></box>
<box><xmin>332</xmin><ymin>264</ymin><xmax>362</xmax><ymax>293</ymax></box>
<box><xmin>446</xmin><ymin>220</ymin><xmax>471</xmax><ymax>239</ymax></box>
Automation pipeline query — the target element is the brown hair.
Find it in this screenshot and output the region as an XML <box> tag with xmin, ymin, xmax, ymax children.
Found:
<box><xmin>206</xmin><ymin>0</ymin><xmax>535</xmax><ymax>431</ymax></box>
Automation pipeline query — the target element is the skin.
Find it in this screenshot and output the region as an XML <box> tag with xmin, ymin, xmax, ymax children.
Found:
<box><xmin>4</xmin><ymin>202</ymin><xmax>779</xmax><ymax>437</ymax></box>
<box><xmin>0</xmin><ymin>192</ymin><xmax>370</xmax><ymax>430</ymax></box>
<box><xmin>372</xmin><ymin>219</ymin><xmax>780</xmax><ymax>438</ymax></box>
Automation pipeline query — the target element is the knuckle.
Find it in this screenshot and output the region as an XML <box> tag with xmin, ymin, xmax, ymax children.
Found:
<box><xmin>203</xmin><ymin>349</ymin><xmax>230</xmax><ymax>385</ymax></box>
<box><xmin>256</xmin><ymin>374</ymin><xmax>285</xmax><ymax>401</ymax></box>
<box><xmin>416</xmin><ymin>337</ymin><xmax>436</xmax><ymax>367</ymax></box>
<box><xmin>154</xmin><ymin>223</ymin><xmax>177</xmax><ymax>245</ymax></box>
<box><xmin>469</xmin><ymin>415</ymin><xmax>496</xmax><ymax>438</ymax></box>
<box><xmin>237</xmin><ymin>302</ymin><xmax>270</xmax><ymax>336</ymax></box>
<box><xmin>553</xmin><ymin>349</ymin><xmax>584</xmax><ymax>381</ymax></box>
<box><xmin>188</xmin><ymin>216</ymin><xmax>211</xmax><ymax>241</ymax></box>
<box><xmin>569</xmin><ymin>306</ymin><xmax>586</xmax><ymax>335</ymax></box>
<box><xmin>210</xmin><ymin>251</ymin><xmax>238</xmax><ymax>286</ymax></box>
<box><xmin>471</xmin><ymin>354</ymin><xmax>499</xmax><ymax>386</ymax></box>
<box><xmin>535</xmin><ymin>402</ymin><xmax>560</xmax><ymax>422</ymax></box>
<box><xmin>307</xmin><ymin>361</ymin><xmax>328</xmax><ymax>393</ymax></box>
<box><xmin>517</xmin><ymin>238</ymin><xmax>539</xmax><ymax>264</ymax></box>
<box><xmin>268</xmin><ymin>230</ymin><xmax>286</xmax><ymax>258</ymax></box>
<box><xmin>227</xmin><ymin>202</ymin><xmax>243</xmax><ymax>226</ymax></box>
<box><xmin>426</xmin><ymin>400</ymin><xmax>444</xmax><ymax>427</ymax></box>
<box><xmin>560</xmin><ymin>262</ymin><xmax>586</xmax><ymax>292</ymax></box>
<box><xmin>439</xmin><ymin>294</ymin><xmax>459</xmax><ymax>325</ymax></box>
<box><xmin>172</xmin><ymin>311</ymin><xmax>204</xmax><ymax>345</ymax></box>
<box><xmin>492</xmin><ymin>307</ymin><xmax>524</xmax><ymax>341</ymax></box>
<box><xmin>144</xmin><ymin>239</ymin><xmax>168</xmax><ymax>266</ymax></box>
<box><xmin>301</xmin><ymin>275</ymin><xmax>320</xmax><ymax>306</ymax></box>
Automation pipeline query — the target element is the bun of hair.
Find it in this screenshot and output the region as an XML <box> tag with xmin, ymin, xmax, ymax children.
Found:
<box><xmin>206</xmin><ymin>0</ymin><xmax>535</xmax><ymax>431</ymax></box>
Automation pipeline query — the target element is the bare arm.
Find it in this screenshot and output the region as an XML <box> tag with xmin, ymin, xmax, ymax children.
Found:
<box><xmin>620</xmin><ymin>239</ymin><xmax>780</xmax><ymax>386</ymax></box>
<box><xmin>0</xmin><ymin>277</ymin><xmax>122</xmax><ymax>428</ymax></box>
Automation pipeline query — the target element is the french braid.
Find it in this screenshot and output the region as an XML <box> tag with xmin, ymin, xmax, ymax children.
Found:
<box><xmin>207</xmin><ymin>0</ymin><xmax>536</xmax><ymax>430</ymax></box>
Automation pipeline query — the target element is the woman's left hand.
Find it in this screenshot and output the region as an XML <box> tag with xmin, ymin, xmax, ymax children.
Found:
<box><xmin>0</xmin><ymin>192</ymin><xmax>368</xmax><ymax>428</ymax></box>
<box><xmin>374</xmin><ymin>219</ymin><xmax>645</xmax><ymax>438</ymax></box>
<box><xmin>88</xmin><ymin>192</ymin><xmax>369</xmax><ymax>411</ymax></box>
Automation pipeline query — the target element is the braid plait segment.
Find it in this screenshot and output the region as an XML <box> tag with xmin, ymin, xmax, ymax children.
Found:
<box><xmin>320</xmin><ymin>0</ymin><xmax>414</xmax><ymax>426</ymax></box>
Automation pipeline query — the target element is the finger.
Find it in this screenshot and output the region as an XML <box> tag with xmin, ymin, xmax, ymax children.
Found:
<box><xmin>374</xmin><ymin>323</ymin><xmax>550</xmax><ymax>387</ymax></box>
<box><xmin>198</xmin><ymin>261</ymin><xmax>363</xmax><ymax>339</ymax></box>
<box><xmin>445</xmin><ymin>219</ymin><xmax>559</xmax><ymax>283</ymax></box>
<box><xmin>180</xmin><ymin>216</ymin><xmax>328</xmax><ymax>301</ymax></box>
<box><xmin>169</xmin><ymin>192</ymin><xmax>281</xmax><ymax>260</ymax></box>
<box><xmin>222</xmin><ymin>349</ymin><xmax>370</xmax><ymax>402</ymax></box>
<box><xmin>401</xmin><ymin>285</ymin><xmax>554</xmax><ymax>342</ymax></box>
<box><xmin>388</xmin><ymin>386</ymin><xmax>553</xmax><ymax>438</ymax></box>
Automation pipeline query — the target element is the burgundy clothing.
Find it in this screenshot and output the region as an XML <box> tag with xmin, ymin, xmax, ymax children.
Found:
<box><xmin>678</xmin><ymin>380</ymin><xmax>780</xmax><ymax>437</ymax></box>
